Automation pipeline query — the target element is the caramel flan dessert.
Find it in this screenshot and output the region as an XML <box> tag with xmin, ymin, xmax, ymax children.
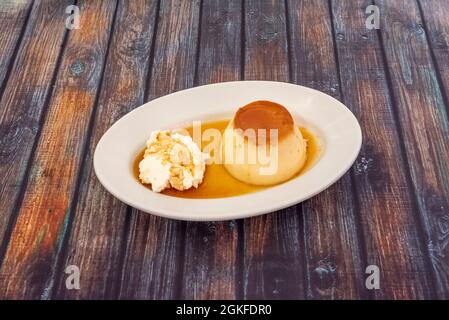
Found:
<box><xmin>135</xmin><ymin>100</ymin><xmax>318</xmax><ymax>198</ymax></box>
<box><xmin>221</xmin><ymin>100</ymin><xmax>307</xmax><ymax>185</ymax></box>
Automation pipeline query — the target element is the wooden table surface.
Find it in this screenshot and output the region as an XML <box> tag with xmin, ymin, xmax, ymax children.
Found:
<box><xmin>0</xmin><ymin>0</ymin><xmax>448</xmax><ymax>300</ymax></box>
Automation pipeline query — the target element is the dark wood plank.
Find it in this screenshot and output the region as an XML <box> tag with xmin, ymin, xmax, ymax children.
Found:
<box><xmin>287</xmin><ymin>0</ymin><xmax>366</xmax><ymax>299</ymax></box>
<box><xmin>53</xmin><ymin>0</ymin><xmax>159</xmax><ymax>299</ymax></box>
<box><xmin>0</xmin><ymin>0</ymin><xmax>33</xmax><ymax>90</ymax></box>
<box><xmin>332</xmin><ymin>0</ymin><xmax>435</xmax><ymax>299</ymax></box>
<box><xmin>243</xmin><ymin>0</ymin><xmax>305</xmax><ymax>299</ymax></box>
<box><xmin>374</xmin><ymin>0</ymin><xmax>449</xmax><ymax>299</ymax></box>
<box><xmin>180</xmin><ymin>0</ymin><xmax>241</xmax><ymax>300</ymax></box>
<box><xmin>0</xmin><ymin>0</ymin><xmax>117</xmax><ymax>299</ymax></box>
<box><xmin>118</xmin><ymin>0</ymin><xmax>201</xmax><ymax>299</ymax></box>
<box><xmin>0</xmin><ymin>0</ymin><xmax>72</xmax><ymax>259</ymax></box>
<box><xmin>418</xmin><ymin>0</ymin><xmax>449</xmax><ymax>117</ymax></box>
<box><xmin>195</xmin><ymin>0</ymin><xmax>241</xmax><ymax>83</ymax></box>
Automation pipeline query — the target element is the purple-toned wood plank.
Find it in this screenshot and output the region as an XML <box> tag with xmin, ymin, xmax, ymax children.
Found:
<box><xmin>332</xmin><ymin>0</ymin><xmax>435</xmax><ymax>299</ymax></box>
<box><xmin>374</xmin><ymin>0</ymin><xmax>449</xmax><ymax>298</ymax></box>
<box><xmin>418</xmin><ymin>0</ymin><xmax>449</xmax><ymax>118</ymax></box>
<box><xmin>0</xmin><ymin>0</ymin><xmax>33</xmax><ymax>92</ymax></box>
<box><xmin>118</xmin><ymin>0</ymin><xmax>201</xmax><ymax>299</ymax></box>
<box><xmin>0</xmin><ymin>0</ymin><xmax>72</xmax><ymax>262</ymax></box>
<box><xmin>242</xmin><ymin>0</ymin><xmax>306</xmax><ymax>299</ymax></box>
<box><xmin>53</xmin><ymin>0</ymin><xmax>159</xmax><ymax>299</ymax></box>
<box><xmin>287</xmin><ymin>0</ymin><xmax>366</xmax><ymax>299</ymax></box>
<box><xmin>0</xmin><ymin>0</ymin><xmax>118</xmax><ymax>299</ymax></box>
<box><xmin>181</xmin><ymin>0</ymin><xmax>242</xmax><ymax>300</ymax></box>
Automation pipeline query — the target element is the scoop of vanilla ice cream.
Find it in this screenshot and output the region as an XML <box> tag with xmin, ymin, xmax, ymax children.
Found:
<box><xmin>139</xmin><ymin>130</ymin><xmax>209</xmax><ymax>192</ymax></box>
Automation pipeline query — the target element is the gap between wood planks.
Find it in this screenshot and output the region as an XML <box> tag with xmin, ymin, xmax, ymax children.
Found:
<box><xmin>49</xmin><ymin>0</ymin><xmax>121</xmax><ymax>299</ymax></box>
<box><xmin>0</xmin><ymin>0</ymin><xmax>447</xmax><ymax>299</ymax></box>
<box><xmin>374</xmin><ymin>0</ymin><xmax>447</xmax><ymax>299</ymax></box>
<box><xmin>0</xmin><ymin>0</ymin><xmax>34</xmax><ymax>105</ymax></box>
<box><xmin>326</xmin><ymin>0</ymin><xmax>372</xmax><ymax>299</ymax></box>
<box><xmin>0</xmin><ymin>0</ymin><xmax>76</xmax><ymax>270</ymax></box>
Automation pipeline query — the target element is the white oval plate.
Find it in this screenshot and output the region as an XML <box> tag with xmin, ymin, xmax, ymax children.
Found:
<box><xmin>94</xmin><ymin>81</ymin><xmax>362</xmax><ymax>221</ymax></box>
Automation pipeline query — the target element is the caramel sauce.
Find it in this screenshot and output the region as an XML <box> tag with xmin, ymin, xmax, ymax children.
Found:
<box><xmin>233</xmin><ymin>100</ymin><xmax>294</xmax><ymax>144</ymax></box>
<box><xmin>133</xmin><ymin>120</ymin><xmax>320</xmax><ymax>199</ymax></box>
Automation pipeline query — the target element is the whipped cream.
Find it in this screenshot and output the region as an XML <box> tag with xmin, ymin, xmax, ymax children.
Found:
<box><xmin>139</xmin><ymin>130</ymin><xmax>209</xmax><ymax>192</ymax></box>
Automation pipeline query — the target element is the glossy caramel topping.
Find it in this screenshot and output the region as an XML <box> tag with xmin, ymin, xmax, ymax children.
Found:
<box><xmin>233</xmin><ymin>100</ymin><xmax>294</xmax><ymax>144</ymax></box>
<box><xmin>134</xmin><ymin>120</ymin><xmax>320</xmax><ymax>199</ymax></box>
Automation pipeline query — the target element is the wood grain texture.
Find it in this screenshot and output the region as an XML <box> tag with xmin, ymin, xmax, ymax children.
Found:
<box><xmin>418</xmin><ymin>8</ymin><xmax>449</xmax><ymax>293</ymax></box>
<box><xmin>243</xmin><ymin>0</ymin><xmax>305</xmax><ymax>299</ymax></box>
<box><xmin>375</xmin><ymin>0</ymin><xmax>449</xmax><ymax>298</ymax></box>
<box><xmin>0</xmin><ymin>0</ymin><xmax>72</xmax><ymax>259</ymax></box>
<box><xmin>418</xmin><ymin>0</ymin><xmax>449</xmax><ymax>117</ymax></box>
<box><xmin>287</xmin><ymin>0</ymin><xmax>366</xmax><ymax>299</ymax></box>
<box><xmin>0</xmin><ymin>0</ymin><xmax>32</xmax><ymax>90</ymax></box>
<box><xmin>332</xmin><ymin>0</ymin><xmax>434</xmax><ymax>299</ymax></box>
<box><xmin>0</xmin><ymin>0</ymin><xmax>117</xmax><ymax>299</ymax></box>
<box><xmin>118</xmin><ymin>0</ymin><xmax>201</xmax><ymax>299</ymax></box>
<box><xmin>195</xmin><ymin>0</ymin><xmax>241</xmax><ymax>83</ymax></box>
<box><xmin>0</xmin><ymin>0</ymin><xmax>447</xmax><ymax>300</ymax></box>
<box><xmin>53</xmin><ymin>0</ymin><xmax>158</xmax><ymax>299</ymax></box>
<box><xmin>180</xmin><ymin>0</ymin><xmax>241</xmax><ymax>300</ymax></box>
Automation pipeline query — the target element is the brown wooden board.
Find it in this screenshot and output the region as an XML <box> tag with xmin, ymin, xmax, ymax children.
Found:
<box><xmin>287</xmin><ymin>0</ymin><xmax>366</xmax><ymax>299</ymax></box>
<box><xmin>53</xmin><ymin>0</ymin><xmax>159</xmax><ymax>299</ymax></box>
<box><xmin>419</xmin><ymin>0</ymin><xmax>449</xmax><ymax>108</ymax></box>
<box><xmin>0</xmin><ymin>0</ymin><xmax>118</xmax><ymax>299</ymax></box>
<box><xmin>180</xmin><ymin>0</ymin><xmax>242</xmax><ymax>300</ymax></box>
<box><xmin>0</xmin><ymin>0</ymin><xmax>72</xmax><ymax>263</ymax></box>
<box><xmin>419</xmin><ymin>7</ymin><xmax>449</xmax><ymax>265</ymax></box>
<box><xmin>0</xmin><ymin>0</ymin><xmax>32</xmax><ymax>91</ymax></box>
<box><xmin>332</xmin><ymin>0</ymin><xmax>435</xmax><ymax>299</ymax></box>
<box><xmin>242</xmin><ymin>0</ymin><xmax>305</xmax><ymax>299</ymax></box>
<box><xmin>375</xmin><ymin>0</ymin><xmax>449</xmax><ymax>298</ymax></box>
<box><xmin>117</xmin><ymin>0</ymin><xmax>201</xmax><ymax>299</ymax></box>
<box><xmin>0</xmin><ymin>0</ymin><xmax>447</xmax><ymax>300</ymax></box>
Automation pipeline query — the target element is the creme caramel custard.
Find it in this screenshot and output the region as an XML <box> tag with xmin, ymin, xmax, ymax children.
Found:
<box><xmin>222</xmin><ymin>100</ymin><xmax>307</xmax><ymax>185</ymax></box>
